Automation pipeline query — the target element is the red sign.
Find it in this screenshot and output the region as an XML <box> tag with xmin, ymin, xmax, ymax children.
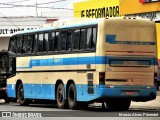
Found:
<box><xmin>45</xmin><ymin>19</ymin><xmax>58</xmax><ymax>23</ymax></box>
<box><xmin>139</xmin><ymin>0</ymin><xmax>145</xmax><ymax>3</ymax></box>
<box><xmin>139</xmin><ymin>0</ymin><xmax>160</xmax><ymax>3</ymax></box>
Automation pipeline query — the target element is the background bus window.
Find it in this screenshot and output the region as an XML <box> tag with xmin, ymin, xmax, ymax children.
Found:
<box><xmin>32</xmin><ymin>34</ymin><xmax>37</xmax><ymax>53</ymax></box>
<box><xmin>44</xmin><ymin>33</ymin><xmax>49</xmax><ymax>52</ymax></box>
<box><xmin>86</xmin><ymin>28</ymin><xmax>92</xmax><ymax>50</ymax></box>
<box><xmin>80</xmin><ymin>29</ymin><xmax>86</xmax><ymax>50</ymax></box>
<box><xmin>38</xmin><ymin>34</ymin><xmax>43</xmax><ymax>52</ymax></box>
<box><xmin>17</xmin><ymin>36</ymin><xmax>23</xmax><ymax>54</ymax></box>
<box><xmin>92</xmin><ymin>27</ymin><xmax>97</xmax><ymax>49</ymax></box>
<box><xmin>49</xmin><ymin>32</ymin><xmax>55</xmax><ymax>52</ymax></box>
<box><xmin>54</xmin><ymin>32</ymin><xmax>59</xmax><ymax>51</ymax></box>
<box><xmin>9</xmin><ymin>37</ymin><xmax>17</xmax><ymax>53</ymax></box>
<box><xmin>66</xmin><ymin>30</ymin><xmax>72</xmax><ymax>51</ymax></box>
<box><xmin>73</xmin><ymin>29</ymin><xmax>80</xmax><ymax>51</ymax></box>
<box><xmin>60</xmin><ymin>31</ymin><xmax>67</xmax><ymax>51</ymax></box>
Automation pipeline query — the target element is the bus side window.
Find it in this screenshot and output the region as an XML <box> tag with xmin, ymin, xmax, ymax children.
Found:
<box><xmin>38</xmin><ymin>33</ymin><xmax>43</xmax><ymax>53</ymax></box>
<box><xmin>49</xmin><ymin>32</ymin><xmax>54</xmax><ymax>52</ymax></box>
<box><xmin>73</xmin><ymin>29</ymin><xmax>80</xmax><ymax>51</ymax></box>
<box><xmin>22</xmin><ymin>35</ymin><xmax>32</xmax><ymax>54</ymax></box>
<box><xmin>32</xmin><ymin>34</ymin><xmax>37</xmax><ymax>53</ymax></box>
<box><xmin>54</xmin><ymin>32</ymin><xmax>59</xmax><ymax>52</ymax></box>
<box><xmin>92</xmin><ymin>27</ymin><xmax>97</xmax><ymax>49</ymax></box>
<box><xmin>80</xmin><ymin>29</ymin><xmax>86</xmax><ymax>50</ymax></box>
<box><xmin>9</xmin><ymin>36</ymin><xmax>17</xmax><ymax>53</ymax></box>
<box><xmin>44</xmin><ymin>33</ymin><xmax>49</xmax><ymax>52</ymax></box>
<box><xmin>22</xmin><ymin>35</ymin><xmax>27</xmax><ymax>54</ymax></box>
<box><xmin>86</xmin><ymin>28</ymin><xmax>92</xmax><ymax>50</ymax></box>
<box><xmin>60</xmin><ymin>31</ymin><xmax>67</xmax><ymax>51</ymax></box>
<box><xmin>66</xmin><ymin>30</ymin><xmax>72</xmax><ymax>51</ymax></box>
<box><xmin>27</xmin><ymin>35</ymin><xmax>33</xmax><ymax>54</ymax></box>
<box><xmin>17</xmin><ymin>36</ymin><xmax>23</xmax><ymax>54</ymax></box>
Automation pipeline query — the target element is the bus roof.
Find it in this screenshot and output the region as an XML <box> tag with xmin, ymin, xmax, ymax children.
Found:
<box><xmin>12</xmin><ymin>17</ymin><xmax>152</xmax><ymax>36</ymax></box>
<box><xmin>13</xmin><ymin>18</ymin><xmax>102</xmax><ymax>36</ymax></box>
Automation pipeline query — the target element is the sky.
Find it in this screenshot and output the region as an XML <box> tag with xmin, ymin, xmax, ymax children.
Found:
<box><xmin>0</xmin><ymin>0</ymin><xmax>86</xmax><ymax>17</ymax></box>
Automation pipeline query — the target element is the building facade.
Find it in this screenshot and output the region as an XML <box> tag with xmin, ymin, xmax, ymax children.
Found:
<box><xmin>0</xmin><ymin>11</ymin><xmax>73</xmax><ymax>50</ymax></box>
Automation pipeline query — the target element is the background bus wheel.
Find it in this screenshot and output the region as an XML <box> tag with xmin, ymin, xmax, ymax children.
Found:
<box><xmin>56</xmin><ymin>83</ymin><xmax>67</xmax><ymax>109</ymax></box>
<box><xmin>105</xmin><ymin>99</ymin><xmax>131</xmax><ymax>111</ymax></box>
<box><xmin>17</xmin><ymin>83</ymin><xmax>29</xmax><ymax>106</ymax></box>
<box><xmin>4</xmin><ymin>97</ymin><xmax>10</xmax><ymax>103</ymax></box>
<box><xmin>68</xmin><ymin>83</ymin><xmax>78</xmax><ymax>110</ymax></box>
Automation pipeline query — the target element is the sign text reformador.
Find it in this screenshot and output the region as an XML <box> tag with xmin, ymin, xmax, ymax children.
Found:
<box><xmin>81</xmin><ymin>6</ymin><xmax>119</xmax><ymax>18</ymax></box>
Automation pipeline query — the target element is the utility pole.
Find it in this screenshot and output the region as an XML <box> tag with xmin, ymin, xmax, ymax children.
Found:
<box><xmin>36</xmin><ymin>2</ymin><xmax>38</xmax><ymax>17</ymax></box>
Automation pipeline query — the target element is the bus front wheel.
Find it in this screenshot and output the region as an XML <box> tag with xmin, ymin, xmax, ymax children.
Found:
<box><xmin>17</xmin><ymin>83</ymin><xmax>29</xmax><ymax>106</ymax></box>
<box><xmin>105</xmin><ymin>99</ymin><xmax>131</xmax><ymax>111</ymax></box>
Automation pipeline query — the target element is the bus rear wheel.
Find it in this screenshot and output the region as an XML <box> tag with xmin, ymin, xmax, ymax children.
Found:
<box><xmin>56</xmin><ymin>83</ymin><xmax>67</xmax><ymax>109</ymax></box>
<box><xmin>17</xmin><ymin>83</ymin><xmax>29</xmax><ymax>106</ymax></box>
<box><xmin>4</xmin><ymin>97</ymin><xmax>10</xmax><ymax>103</ymax></box>
<box><xmin>68</xmin><ymin>83</ymin><xmax>77</xmax><ymax>109</ymax></box>
<box><xmin>105</xmin><ymin>99</ymin><xmax>131</xmax><ymax>111</ymax></box>
<box><xmin>68</xmin><ymin>83</ymin><xmax>88</xmax><ymax>110</ymax></box>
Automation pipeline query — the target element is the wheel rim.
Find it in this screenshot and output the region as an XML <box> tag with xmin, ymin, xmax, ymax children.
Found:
<box><xmin>57</xmin><ymin>87</ymin><xmax>64</xmax><ymax>104</ymax></box>
<box><xmin>19</xmin><ymin>86</ymin><xmax>24</xmax><ymax>101</ymax></box>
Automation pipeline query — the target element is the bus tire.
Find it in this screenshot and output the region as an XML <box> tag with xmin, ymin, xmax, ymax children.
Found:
<box><xmin>68</xmin><ymin>83</ymin><xmax>77</xmax><ymax>110</ymax></box>
<box><xmin>105</xmin><ymin>99</ymin><xmax>131</xmax><ymax>111</ymax></box>
<box><xmin>4</xmin><ymin>97</ymin><xmax>10</xmax><ymax>103</ymax></box>
<box><xmin>17</xmin><ymin>83</ymin><xmax>29</xmax><ymax>106</ymax></box>
<box><xmin>56</xmin><ymin>83</ymin><xmax>67</xmax><ymax>109</ymax></box>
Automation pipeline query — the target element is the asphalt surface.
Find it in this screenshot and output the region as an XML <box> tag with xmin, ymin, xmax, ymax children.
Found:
<box><xmin>0</xmin><ymin>91</ymin><xmax>160</xmax><ymax>118</ymax></box>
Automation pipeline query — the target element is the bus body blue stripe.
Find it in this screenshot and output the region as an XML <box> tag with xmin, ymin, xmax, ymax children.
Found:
<box><xmin>17</xmin><ymin>56</ymin><xmax>157</xmax><ymax>69</ymax></box>
<box><xmin>106</xmin><ymin>34</ymin><xmax>155</xmax><ymax>45</ymax></box>
<box><xmin>7</xmin><ymin>84</ymin><xmax>157</xmax><ymax>101</ymax></box>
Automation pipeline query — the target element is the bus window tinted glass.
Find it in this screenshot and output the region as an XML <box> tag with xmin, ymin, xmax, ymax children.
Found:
<box><xmin>92</xmin><ymin>27</ymin><xmax>97</xmax><ymax>49</ymax></box>
<box><xmin>66</xmin><ymin>30</ymin><xmax>72</xmax><ymax>51</ymax></box>
<box><xmin>54</xmin><ymin>32</ymin><xmax>59</xmax><ymax>51</ymax></box>
<box><xmin>60</xmin><ymin>31</ymin><xmax>67</xmax><ymax>51</ymax></box>
<box><xmin>73</xmin><ymin>29</ymin><xmax>80</xmax><ymax>50</ymax></box>
<box><xmin>9</xmin><ymin>37</ymin><xmax>17</xmax><ymax>53</ymax></box>
<box><xmin>38</xmin><ymin>34</ymin><xmax>43</xmax><ymax>52</ymax></box>
<box><xmin>80</xmin><ymin>29</ymin><xmax>86</xmax><ymax>50</ymax></box>
<box><xmin>32</xmin><ymin>34</ymin><xmax>37</xmax><ymax>53</ymax></box>
<box><xmin>44</xmin><ymin>33</ymin><xmax>49</xmax><ymax>52</ymax></box>
<box><xmin>86</xmin><ymin>28</ymin><xmax>92</xmax><ymax>50</ymax></box>
<box><xmin>49</xmin><ymin>32</ymin><xmax>55</xmax><ymax>51</ymax></box>
<box><xmin>22</xmin><ymin>35</ymin><xmax>32</xmax><ymax>54</ymax></box>
<box><xmin>17</xmin><ymin>36</ymin><xmax>23</xmax><ymax>54</ymax></box>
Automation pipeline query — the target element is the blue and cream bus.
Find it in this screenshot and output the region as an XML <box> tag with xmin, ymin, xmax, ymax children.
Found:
<box><xmin>2</xmin><ymin>17</ymin><xmax>157</xmax><ymax>110</ymax></box>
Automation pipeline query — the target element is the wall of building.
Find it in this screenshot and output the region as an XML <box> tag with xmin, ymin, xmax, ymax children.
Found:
<box><xmin>120</xmin><ymin>0</ymin><xmax>160</xmax><ymax>15</ymax></box>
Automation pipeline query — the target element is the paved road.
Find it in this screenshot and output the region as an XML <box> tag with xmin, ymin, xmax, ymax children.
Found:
<box><xmin>0</xmin><ymin>91</ymin><xmax>160</xmax><ymax>118</ymax></box>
